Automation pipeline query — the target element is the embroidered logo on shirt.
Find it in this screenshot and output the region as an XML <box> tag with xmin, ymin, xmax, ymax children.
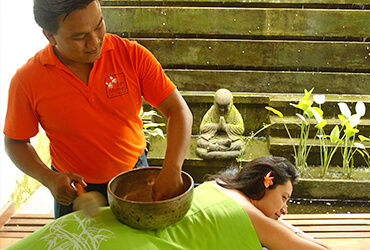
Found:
<box><xmin>105</xmin><ymin>73</ymin><xmax>128</xmax><ymax>98</ymax></box>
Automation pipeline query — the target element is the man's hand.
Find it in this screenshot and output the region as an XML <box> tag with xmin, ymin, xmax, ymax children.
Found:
<box><xmin>4</xmin><ymin>136</ymin><xmax>86</xmax><ymax>206</ymax></box>
<box><xmin>151</xmin><ymin>170</ymin><xmax>184</xmax><ymax>201</ymax></box>
<box><xmin>153</xmin><ymin>89</ymin><xmax>192</xmax><ymax>201</ymax></box>
<box><xmin>46</xmin><ymin>172</ymin><xmax>86</xmax><ymax>206</ymax></box>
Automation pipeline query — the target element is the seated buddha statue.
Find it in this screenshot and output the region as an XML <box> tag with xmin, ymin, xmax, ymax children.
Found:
<box><xmin>196</xmin><ymin>89</ymin><xmax>244</xmax><ymax>160</ymax></box>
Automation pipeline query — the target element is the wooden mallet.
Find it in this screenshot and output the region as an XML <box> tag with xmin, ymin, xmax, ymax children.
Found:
<box><xmin>73</xmin><ymin>183</ymin><xmax>106</xmax><ymax>217</ymax></box>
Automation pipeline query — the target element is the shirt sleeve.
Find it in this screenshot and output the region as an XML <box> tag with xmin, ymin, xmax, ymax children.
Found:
<box><xmin>134</xmin><ymin>42</ymin><xmax>176</xmax><ymax>107</ymax></box>
<box><xmin>3</xmin><ymin>72</ymin><xmax>39</xmax><ymax>140</ymax></box>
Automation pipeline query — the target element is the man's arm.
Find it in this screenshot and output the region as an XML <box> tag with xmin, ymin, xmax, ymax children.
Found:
<box><xmin>4</xmin><ymin>136</ymin><xmax>86</xmax><ymax>205</ymax></box>
<box><xmin>151</xmin><ymin>89</ymin><xmax>193</xmax><ymax>201</ymax></box>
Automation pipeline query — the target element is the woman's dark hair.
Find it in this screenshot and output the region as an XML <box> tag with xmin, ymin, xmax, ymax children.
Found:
<box><xmin>207</xmin><ymin>156</ymin><xmax>299</xmax><ymax>200</ymax></box>
<box><xmin>34</xmin><ymin>0</ymin><xmax>101</xmax><ymax>33</ymax></box>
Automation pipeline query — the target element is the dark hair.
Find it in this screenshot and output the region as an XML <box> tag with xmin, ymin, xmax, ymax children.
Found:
<box><xmin>207</xmin><ymin>156</ymin><xmax>299</xmax><ymax>200</ymax></box>
<box><xmin>34</xmin><ymin>0</ymin><xmax>101</xmax><ymax>33</ymax></box>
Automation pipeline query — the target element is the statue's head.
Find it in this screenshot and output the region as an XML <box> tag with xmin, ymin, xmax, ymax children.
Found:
<box><xmin>214</xmin><ymin>89</ymin><xmax>233</xmax><ymax>115</ymax></box>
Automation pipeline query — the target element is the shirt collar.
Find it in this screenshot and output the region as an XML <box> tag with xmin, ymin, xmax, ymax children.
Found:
<box><xmin>40</xmin><ymin>33</ymin><xmax>114</xmax><ymax>67</ymax></box>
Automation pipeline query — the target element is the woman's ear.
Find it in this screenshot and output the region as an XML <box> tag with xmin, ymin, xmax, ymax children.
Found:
<box><xmin>42</xmin><ymin>30</ymin><xmax>57</xmax><ymax>46</ymax></box>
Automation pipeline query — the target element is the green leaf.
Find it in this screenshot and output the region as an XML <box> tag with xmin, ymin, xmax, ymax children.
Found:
<box><xmin>144</xmin><ymin>128</ymin><xmax>165</xmax><ymax>138</ymax></box>
<box><xmin>338</xmin><ymin>114</ymin><xmax>347</xmax><ymax>123</ymax></box>
<box><xmin>305</xmin><ymin>108</ymin><xmax>314</xmax><ymax>118</ymax></box>
<box><xmin>337</xmin><ymin>138</ymin><xmax>344</xmax><ymax>145</ymax></box>
<box><xmin>330</xmin><ymin>125</ymin><xmax>340</xmax><ymax>143</ymax></box>
<box><xmin>363</xmin><ymin>149</ymin><xmax>370</xmax><ymax>158</ymax></box>
<box><xmin>359</xmin><ymin>135</ymin><xmax>370</xmax><ymax>142</ymax></box>
<box><xmin>338</xmin><ymin>114</ymin><xmax>351</xmax><ymax>129</ymax></box>
<box><xmin>141</xmin><ymin>110</ymin><xmax>162</xmax><ymax>120</ymax></box>
<box><xmin>311</xmin><ymin>108</ymin><xmax>323</xmax><ymax>123</ymax></box>
<box><xmin>296</xmin><ymin>113</ymin><xmax>308</xmax><ymax>125</ymax></box>
<box><xmin>291</xmin><ymin>100</ymin><xmax>313</xmax><ymax>112</ymax></box>
<box><xmin>326</xmin><ymin>135</ymin><xmax>343</xmax><ymax>144</ymax></box>
<box><xmin>357</xmin><ymin>149</ymin><xmax>365</xmax><ymax>157</ymax></box>
<box><xmin>302</xmin><ymin>88</ymin><xmax>314</xmax><ymax>101</ymax></box>
<box><xmin>312</xmin><ymin>107</ymin><xmax>324</xmax><ymax>117</ymax></box>
<box><xmin>344</xmin><ymin>128</ymin><xmax>359</xmax><ymax>138</ymax></box>
<box><xmin>265</xmin><ymin>106</ymin><xmax>284</xmax><ymax>118</ymax></box>
<box><xmin>315</xmin><ymin>120</ymin><xmax>327</xmax><ymax>129</ymax></box>
<box><xmin>143</xmin><ymin>122</ymin><xmax>165</xmax><ymax>129</ymax></box>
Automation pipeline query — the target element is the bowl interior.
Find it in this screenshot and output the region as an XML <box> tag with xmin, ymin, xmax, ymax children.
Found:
<box><xmin>109</xmin><ymin>167</ymin><xmax>193</xmax><ymax>203</ymax></box>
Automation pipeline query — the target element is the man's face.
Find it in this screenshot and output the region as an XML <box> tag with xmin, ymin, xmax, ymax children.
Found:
<box><xmin>46</xmin><ymin>0</ymin><xmax>106</xmax><ymax>64</ymax></box>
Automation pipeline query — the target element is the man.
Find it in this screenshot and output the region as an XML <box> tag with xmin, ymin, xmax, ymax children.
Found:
<box><xmin>3</xmin><ymin>0</ymin><xmax>192</xmax><ymax>218</ymax></box>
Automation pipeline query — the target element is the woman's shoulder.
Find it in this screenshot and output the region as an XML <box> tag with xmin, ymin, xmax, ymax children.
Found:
<box><xmin>197</xmin><ymin>181</ymin><xmax>267</xmax><ymax>223</ymax></box>
<box><xmin>211</xmin><ymin>182</ymin><xmax>278</xmax><ymax>235</ymax></box>
<box><xmin>210</xmin><ymin>181</ymin><xmax>255</xmax><ymax>211</ymax></box>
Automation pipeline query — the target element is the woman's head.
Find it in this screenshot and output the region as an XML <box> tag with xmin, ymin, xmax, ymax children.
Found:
<box><xmin>209</xmin><ymin>156</ymin><xmax>299</xmax><ymax>219</ymax></box>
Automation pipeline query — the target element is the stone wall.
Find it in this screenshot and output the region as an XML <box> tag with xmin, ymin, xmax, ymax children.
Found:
<box><xmin>101</xmin><ymin>0</ymin><xmax>370</xmax><ymax>172</ymax></box>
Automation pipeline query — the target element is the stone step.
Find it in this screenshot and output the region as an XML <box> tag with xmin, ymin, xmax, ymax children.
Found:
<box><xmin>269</xmin><ymin>137</ymin><xmax>370</xmax><ymax>167</ymax></box>
<box><xmin>147</xmin><ymin>136</ymin><xmax>270</xmax><ymax>183</ymax></box>
<box><xmin>145</xmin><ymin>92</ymin><xmax>370</xmax><ymax>136</ymax></box>
<box><xmin>145</xmin><ymin>91</ymin><xmax>271</xmax><ymax>136</ymax></box>
<box><xmin>269</xmin><ymin>116</ymin><xmax>370</xmax><ymax>139</ymax></box>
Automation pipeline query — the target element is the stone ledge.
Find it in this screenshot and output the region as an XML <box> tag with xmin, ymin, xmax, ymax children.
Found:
<box><xmin>148</xmin><ymin>157</ymin><xmax>239</xmax><ymax>183</ymax></box>
<box><xmin>269</xmin><ymin>136</ymin><xmax>370</xmax><ymax>166</ymax></box>
<box><xmin>148</xmin><ymin>157</ymin><xmax>370</xmax><ymax>200</ymax></box>
<box><xmin>294</xmin><ymin>178</ymin><xmax>370</xmax><ymax>200</ymax></box>
<box><xmin>181</xmin><ymin>91</ymin><xmax>270</xmax><ymax>104</ymax></box>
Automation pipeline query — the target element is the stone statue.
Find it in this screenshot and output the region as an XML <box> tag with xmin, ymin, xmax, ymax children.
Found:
<box><xmin>196</xmin><ymin>89</ymin><xmax>244</xmax><ymax>160</ymax></box>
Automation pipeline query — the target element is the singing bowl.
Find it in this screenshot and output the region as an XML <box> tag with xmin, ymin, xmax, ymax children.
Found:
<box><xmin>108</xmin><ymin>167</ymin><xmax>194</xmax><ymax>230</ymax></box>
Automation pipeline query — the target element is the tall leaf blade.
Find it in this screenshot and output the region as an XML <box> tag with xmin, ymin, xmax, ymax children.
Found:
<box><xmin>265</xmin><ymin>106</ymin><xmax>284</xmax><ymax>118</ymax></box>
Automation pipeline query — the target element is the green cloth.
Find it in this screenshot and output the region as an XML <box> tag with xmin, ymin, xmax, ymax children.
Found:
<box><xmin>6</xmin><ymin>182</ymin><xmax>261</xmax><ymax>250</ymax></box>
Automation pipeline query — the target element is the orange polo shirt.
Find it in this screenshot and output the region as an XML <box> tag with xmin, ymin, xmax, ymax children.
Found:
<box><xmin>4</xmin><ymin>34</ymin><xmax>176</xmax><ymax>183</ymax></box>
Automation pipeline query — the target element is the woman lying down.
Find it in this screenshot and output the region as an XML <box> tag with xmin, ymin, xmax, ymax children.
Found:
<box><xmin>6</xmin><ymin>156</ymin><xmax>331</xmax><ymax>250</ymax></box>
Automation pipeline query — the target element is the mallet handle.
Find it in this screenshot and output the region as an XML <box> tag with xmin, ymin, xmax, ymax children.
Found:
<box><xmin>75</xmin><ymin>183</ymin><xmax>86</xmax><ymax>196</ymax></box>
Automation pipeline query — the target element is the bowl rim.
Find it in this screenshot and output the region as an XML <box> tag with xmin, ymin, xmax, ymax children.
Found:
<box><xmin>107</xmin><ymin>167</ymin><xmax>194</xmax><ymax>204</ymax></box>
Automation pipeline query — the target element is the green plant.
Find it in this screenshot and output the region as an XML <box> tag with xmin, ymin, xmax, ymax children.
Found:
<box><xmin>336</xmin><ymin>101</ymin><xmax>367</xmax><ymax>177</ymax></box>
<box><xmin>266</xmin><ymin>88</ymin><xmax>324</xmax><ymax>176</ymax></box>
<box><xmin>357</xmin><ymin>135</ymin><xmax>370</xmax><ymax>168</ymax></box>
<box><xmin>9</xmin><ymin>129</ymin><xmax>50</xmax><ymax>210</ymax></box>
<box><xmin>311</xmin><ymin>94</ymin><xmax>341</xmax><ymax>177</ymax></box>
<box><xmin>237</xmin><ymin>122</ymin><xmax>275</xmax><ymax>169</ymax></box>
<box><xmin>10</xmin><ymin>174</ymin><xmax>41</xmax><ymax>210</ymax></box>
<box><xmin>267</xmin><ymin>90</ymin><xmax>369</xmax><ymax>178</ymax></box>
<box><xmin>32</xmin><ymin>127</ymin><xmax>51</xmax><ymax>167</ymax></box>
<box><xmin>315</xmin><ymin>124</ymin><xmax>342</xmax><ymax>177</ymax></box>
<box><xmin>309</xmin><ymin>98</ymin><xmax>369</xmax><ymax>178</ymax></box>
<box><xmin>139</xmin><ymin>107</ymin><xmax>165</xmax><ymax>149</ymax></box>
